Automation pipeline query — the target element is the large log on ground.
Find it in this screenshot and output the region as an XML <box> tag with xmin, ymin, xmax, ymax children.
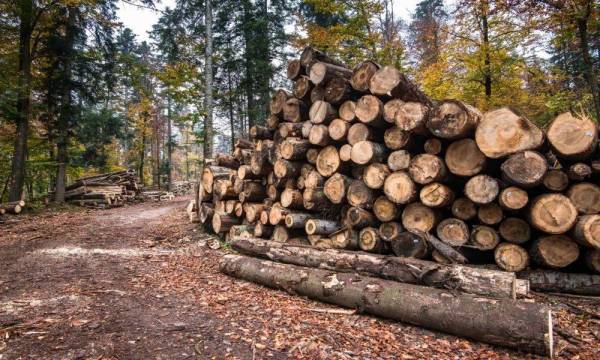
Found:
<box><xmin>475</xmin><ymin>107</ymin><xmax>544</xmax><ymax>159</ymax></box>
<box><xmin>427</xmin><ymin>100</ymin><xmax>481</xmax><ymax>140</ymax></box>
<box><xmin>529</xmin><ymin>194</ymin><xmax>578</xmax><ymax>234</ymax></box>
<box><xmin>0</xmin><ymin>200</ymin><xmax>25</xmax><ymax>214</ymax></box>
<box><xmin>229</xmin><ymin>237</ymin><xmax>527</xmax><ymax>299</ymax></box>
<box><xmin>220</xmin><ymin>254</ymin><xmax>551</xmax><ymax>355</ymax></box>
<box><xmin>518</xmin><ymin>270</ymin><xmax>600</xmax><ymax>295</ymax></box>
<box><xmin>546</xmin><ymin>112</ymin><xmax>598</xmax><ymax>161</ymax></box>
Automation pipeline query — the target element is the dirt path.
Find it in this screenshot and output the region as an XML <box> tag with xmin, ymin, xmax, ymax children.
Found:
<box><xmin>1</xmin><ymin>200</ymin><xmax>597</xmax><ymax>359</ymax></box>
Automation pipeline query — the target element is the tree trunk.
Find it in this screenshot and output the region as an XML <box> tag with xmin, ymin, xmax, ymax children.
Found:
<box><xmin>8</xmin><ymin>0</ymin><xmax>33</xmax><ymax>202</ymax></box>
<box><xmin>576</xmin><ymin>12</ymin><xmax>600</xmax><ymax>121</ymax></box>
<box><xmin>220</xmin><ymin>256</ymin><xmax>551</xmax><ymax>355</ymax></box>
<box><xmin>203</xmin><ymin>0</ymin><xmax>214</xmax><ymax>159</ymax></box>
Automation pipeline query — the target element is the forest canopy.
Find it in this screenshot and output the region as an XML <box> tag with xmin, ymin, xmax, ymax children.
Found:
<box><xmin>0</xmin><ymin>0</ymin><xmax>598</xmax><ymax>203</ymax></box>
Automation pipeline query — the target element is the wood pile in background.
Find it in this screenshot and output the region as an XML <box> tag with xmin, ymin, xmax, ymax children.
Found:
<box><xmin>62</xmin><ymin>170</ymin><xmax>139</xmax><ymax>208</ymax></box>
<box><xmin>191</xmin><ymin>46</ymin><xmax>600</xmax><ymax>355</ymax></box>
<box><xmin>0</xmin><ymin>200</ymin><xmax>26</xmax><ymax>219</ymax></box>
<box><xmin>140</xmin><ymin>188</ymin><xmax>175</xmax><ymax>201</ymax></box>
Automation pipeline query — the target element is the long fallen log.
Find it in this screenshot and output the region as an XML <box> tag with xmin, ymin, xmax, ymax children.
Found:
<box><xmin>220</xmin><ymin>254</ymin><xmax>553</xmax><ymax>356</ymax></box>
<box><xmin>229</xmin><ymin>237</ymin><xmax>527</xmax><ymax>299</ymax></box>
<box><xmin>518</xmin><ymin>270</ymin><xmax>600</xmax><ymax>296</ymax></box>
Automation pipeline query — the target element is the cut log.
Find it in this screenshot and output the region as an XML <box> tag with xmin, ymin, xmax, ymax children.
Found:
<box><xmin>283</xmin><ymin>98</ymin><xmax>308</xmax><ymax>123</ymax></box>
<box><xmin>477</xmin><ymin>203</ymin><xmax>504</xmax><ymax>225</ymax></box>
<box><xmin>214</xmin><ymin>180</ymin><xmax>237</xmax><ymax>200</ymax></box>
<box><xmin>368</xmin><ymin>66</ymin><xmax>431</xmax><ymax>105</ymax></box>
<box><xmin>230</xmin><ymin>225</ymin><xmax>252</xmax><ymax>239</ymax></box>
<box><xmin>494</xmin><ymin>243</ymin><xmax>530</xmax><ymax>272</ymax></box>
<box><xmin>542</xmin><ymin>170</ymin><xmax>569</xmax><ymax>192</ymax></box>
<box><xmin>244</xmin><ymin>203</ymin><xmax>265</xmax><ymax>223</ymax></box>
<box><xmin>229</xmin><ymin>237</ymin><xmax>527</xmax><ymax>299</ymax></box>
<box><xmin>285</xmin><ymin>212</ymin><xmax>312</xmax><ymax>229</ymax></box>
<box><xmin>402</xmin><ymin>203</ymin><xmax>437</xmax><ymax>232</ymax></box>
<box><xmin>569</xmin><ymin>163</ymin><xmax>593</xmax><ymax>183</ymax></box>
<box><xmin>346</xmin><ymin>206</ymin><xmax>377</xmax><ymax>228</ymax></box>
<box><xmin>383</xmin><ymin>126</ymin><xmax>411</xmax><ymax>150</ymax></box>
<box><xmin>586</xmin><ymin>250</ymin><xmax>600</xmax><ymax>273</ymax></box>
<box><xmin>300</xmin><ymin>46</ymin><xmax>344</xmax><ymax>67</ymax></box>
<box><xmin>305</xmin><ymin>169</ymin><xmax>325</xmax><ymax>189</ymax></box>
<box><xmin>518</xmin><ymin>270</ymin><xmax>600</xmax><ymax>295</ymax></box>
<box><xmin>373</xmin><ymin>196</ymin><xmax>399</xmax><ymax>222</ymax></box>
<box><xmin>355</xmin><ymin>95</ymin><xmax>386</xmax><ymax>127</ymax></box>
<box><xmin>330</xmin><ymin>228</ymin><xmax>359</xmax><ymax>249</ymax></box>
<box><xmin>445</xmin><ymin>139</ymin><xmax>486</xmax><ymax>177</ymax></box>
<box><xmin>346</xmin><ymin>180</ymin><xmax>374</xmax><ymax>209</ymax></box>
<box><xmin>238</xmin><ymin>165</ymin><xmax>262</xmax><ymax>180</ymax></box>
<box><xmin>202</xmin><ymin>166</ymin><xmax>232</xmax><ymax>193</ymax></box>
<box><xmin>387</xmin><ymin>150</ymin><xmax>411</xmax><ymax>171</ymax></box>
<box><xmin>379</xmin><ymin>222</ymin><xmax>403</xmax><ymax>241</ymax></box>
<box><xmin>498</xmin><ymin>186</ymin><xmax>529</xmax><ymax>211</ymax></box>
<box><xmin>350</xmin><ymin>61</ymin><xmax>380</xmax><ymax>92</ymax></box>
<box><xmin>272</xmin><ymin>225</ymin><xmax>294</xmax><ymax>242</ymax></box>
<box><xmin>383</xmin><ymin>99</ymin><xmax>405</xmax><ymax>124</ymax></box>
<box><xmin>359</xmin><ymin>227</ymin><xmax>386</xmax><ymax>252</ymax></box>
<box><xmin>280</xmin><ymin>188</ymin><xmax>304</xmax><ymax>209</ymax></box>
<box><xmin>339</xmin><ymin>144</ymin><xmax>353</xmax><ymax>162</ymax></box>
<box><xmin>308</xmin><ymin>124</ymin><xmax>331</xmax><ymax>146</ymax></box>
<box><xmin>464</xmin><ymin>175</ymin><xmax>499</xmax><ymax>205</ymax></box>
<box><xmin>310</xmin><ymin>85</ymin><xmax>326</xmax><ymax>103</ymax></box>
<box><xmin>394</xmin><ymin>101</ymin><xmax>429</xmax><ymax>132</ymax></box>
<box><xmin>347</xmin><ymin>123</ymin><xmax>380</xmax><ymax>145</ymax></box>
<box><xmin>250</xmin><ymin>125</ymin><xmax>273</xmax><ymax>140</ymax></box>
<box><xmin>212</xmin><ymin>213</ymin><xmax>242</xmax><ymax>233</ymax></box>
<box><xmin>306</xmin><ymin>148</ymin><xmax>319</xmax><ymax>164</ymax></box>
<box><xmin>241</xmin><ymin>182</ymin><xmax>266</xmax><ymax>202</ymax></box>
<box><xmin>269</xmin><ymin>204</ymin><xmax>289</xmax><ymax>225</ymax></box>
<box><xmin>294</xmin><ymin>75</ymin><xmax>313</xmax><ymax>100</ymax></box>
<box><xmin>423</xmin><ymin>138</ymin><xmax>443</xmax><ymax>155</ymax></box>
<box><xmin>451</xmin><ymin>197</ymin><xmax>477</xmax><ymax>221</ymax></box>
<box><xmin>306</xmin><ymin>219</ymin><xmax>340</xmax><ymax>235</ymax></box>
<box><xmin>309</xmin><ymin>61</ymin><xmax>352</xmax><ymax>85</ymax></box>
<box><xmin>339</xmin><ymin>100</ymin><xmax>356</xmax><ymax>122</ymax></box>
<box><xmin>531</xmin><ymin>235</ymin><xmax>579</xmax><ymax>269</ymax></box>
<box><xmin>309</xmin><ymin>100</ymin><xmax>337</xmax><ymax>124</ymax></box>
<box><xmin>529</xmin><ymin>194</ymin><xmax>578</xmax><ymax>234</ymax></box>
<box><xmin>274</xmin><ymin>159</ymin><xmax>303</xmax><ymax>179</ymax></box>
<box><xmin>325</xmin><ymin>77</ymin><xmax>354</xmax><ymax>105</ymax></box>
<box><xmin>235</xmin><ymin>138</ymin><xmax>254</xmax><ymax>149</ymax></box>
<box><xmin>316</xmin><ymin>145</ymin><xmax>342</xmax><ymax>177</ymax></box>
<box><xmin>475</xmin><ymin>107</ymin><xmax>544</xmax><ymax>159</ymax></box>
<box><xmin>303</xmin><ymin>187</ymin><xmax>330</xmax><ymax>210</ymax></box>
<box><xmin>0</xmin><ymin>201</ymin><xmax>24</xmax><ymax>214</ymax></box>
<box><xmin>254</xmin><ymin>223</ymin><xmax>274</xmax><ymax>238</ymax></box>
<box><xmin>501</xmin><ymin>151</ymin><xmax>547</xmax><ymax>188</ymax></box>
<box><xmin>436</xmin><ymin>218</ymin><xmax>469</xmax><ymax>246</ymax></box>
<box><xmin>301</xmin><ymin>120</ymin><xmax>313</xmax><ymax>139</ymax></box>
<box><xmin>328</xmin><ymin>119</ymin><xmax>350</xmax><ymax>141</ymax></box>
<box><xmin>383</xmin><ymin>171</ymin><xmax>417</xmax><ymax>205</ymax></box>
<box><xmin>391</xmin><ymin>231</ymin><xmax>429</xmax><ymax>259</ymax></box>
<box><xmin>427</xmin><ymin>100</ymin><xmax>481</xmax><ymax>139</ymax></box>
<box><xmin>278</xmin><ymin>122</ymin><xmax>304</xmax><ymax>138</ymax></box>
<box><xmin>280</xmin><ymin>138</ymin><xmax>310</xmax><ymax>160</ymax></box>
<box><xmin>287</xmin><ymin>59</ymin><xmax>304</xmax><ymax>80</ymax></box>
<box><xmin>363</xmin><ymin>163</ymin><xmax>390</xmax><ymax>189</ymax></box>
<box><xmin>567</xmin><ymin>182</ymin><xmax>600</xmax><ymax>215</ymax></box>
<box><xmin>499</xmin><ymin>217</ymin><xmax>531</xmax><ymax>244</ymax></box>
<box><xmin>546</xmin><ymin>112</ymin><xmax>598</xmax><ymax>160</ymax></box>
<box><xmin>421</xmin><ymin>230</ymin><xmax>468</xmax><ymax>264</ymax></box>
<box><xmin>215</xmin><ymin>153</ymin><xmax>240</xmax><ymax>169</ymax></box>
<box><xmin>408</xmin><ymin>154</ymin><xmax>447</xmax><ymax>184</ymax></box>
<box><xmin>470</xmin><ymin>226</ymin><xmax>500</xmax><ymax>251</ymax></box>
<box><xmin>221</xmin><ymin>255</ymin><xmax>551</xmax><ymax>356</ymax></box>
<box><xmin>270</xmin><ymin>89</ymin><xmax>292</xmax><ymax>117</ymax></box>
<box><xmin>420</xmin><ymin>182</ymin><xmax>454</xmax><ymax>208</ymax></box>
<box><xmin>572</xmin><ymin>214</ymin><xmax>600</xmax><ymax>249</ymax></box>
<box><xmin>351</xmin><ymin>141</ymin><xmax>386</xmax><ymax>165</ymax></box>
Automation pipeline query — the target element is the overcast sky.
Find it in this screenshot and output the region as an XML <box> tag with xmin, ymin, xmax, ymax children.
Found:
<box><xmin>117</xmin><ymin>0</ymin><xmax>423</xmax><ymax>41</ymax></box>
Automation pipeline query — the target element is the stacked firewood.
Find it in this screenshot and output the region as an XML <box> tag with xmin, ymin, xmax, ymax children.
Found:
<box><xmin>140</xmin><ymin>188</ymin><xmax>175</xmax><ymax>201</ymax></box>
<box><xmin>62</xmin><ymin>170</ymin><xmax>139</xmax><ymax>208</ymax></box>
<box><xmin>171</xmin><ymin>181</ymin><xmax>195</xmax><ymax>196</ymax></box>
<box><xmin>198</xmin><ymin>46</ymin><xmax>599</xmax><ymax>278</ymax></box>
<box><xmin>194</xmin><ymin>46</ymin><xmax>600</xmax><ymax>356</ymax></box>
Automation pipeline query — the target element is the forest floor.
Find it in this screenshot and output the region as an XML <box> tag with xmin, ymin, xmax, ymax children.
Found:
<box><xmin>0</xmin><ymin>197</ymin><xmax>599</xmax><ymax>360</ymax></box>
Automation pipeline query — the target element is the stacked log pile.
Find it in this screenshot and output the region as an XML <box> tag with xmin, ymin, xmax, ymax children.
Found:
<box><xmin>63</xmin><ymin>170</ymin><xmax>139</xmax><ymax>208</ymax></box>
<box><xmin>140</xmin><ymin>188</ymin><xmax>175</xmax><ymax>201</ymax></box>
<box><xmin>0</xmin><ymin>200</ymin><xmax>26</xmax><ymax>217</ymax></box>
<box><xmin>193</xmin><ymin>46</ymin><xmax>600</xmax><ymax>355</ymax></box>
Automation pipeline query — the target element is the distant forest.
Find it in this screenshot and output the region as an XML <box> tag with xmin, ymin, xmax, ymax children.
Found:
<box><xmin>0</xmin><ymin>0</ymin><xmax>598</xmax><ymax>203</ymax></box>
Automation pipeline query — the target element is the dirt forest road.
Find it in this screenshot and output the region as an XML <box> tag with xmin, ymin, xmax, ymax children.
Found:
<box><xmin>1</xmin><ymin>198</ymin><xmax>597</xmax><ymax>359</ymax></box>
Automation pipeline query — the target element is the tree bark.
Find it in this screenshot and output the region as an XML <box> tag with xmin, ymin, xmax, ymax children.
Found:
<box><xmin>518</xmin><ymin>270</ymin><xmax>600</xmax><ymax>296</ymax></box>
<box><xmin>203</xmin><ymin>0</ymin><xmax>214</xmax><ymax>159</ymax></box>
